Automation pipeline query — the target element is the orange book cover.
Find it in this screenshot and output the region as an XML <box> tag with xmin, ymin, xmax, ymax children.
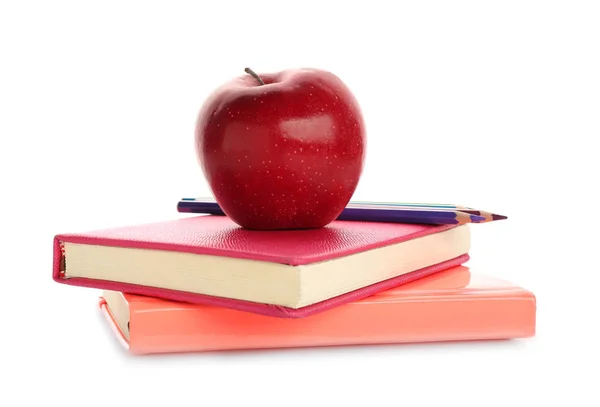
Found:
<box><xmin>99</xmin><ymin>266</ymin><xmax>536</xmax><ymax>355</ymax></box>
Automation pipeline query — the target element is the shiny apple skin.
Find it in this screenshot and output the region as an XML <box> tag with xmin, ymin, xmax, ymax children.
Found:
<box><xmin>195</xmin><ymin>68</ymin><xmax>366</xmax><ymax>230</ymax></box>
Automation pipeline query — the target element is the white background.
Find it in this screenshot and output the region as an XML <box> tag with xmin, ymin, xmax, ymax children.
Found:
<box><xmin>1</xmin><ymin>1</ymin><xmax>599</xmax><ymax>406</ymax></box>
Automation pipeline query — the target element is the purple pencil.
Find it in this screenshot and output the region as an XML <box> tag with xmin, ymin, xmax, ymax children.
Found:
<box><xmin>177</xmin><ymin>198</ymin><xmax>485</xmax><ymax>225</ymax></box>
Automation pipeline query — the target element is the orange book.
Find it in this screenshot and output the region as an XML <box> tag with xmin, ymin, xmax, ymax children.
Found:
<box><xmin>99</xmin><ymin>266</ymin><xmax>536</xmax><ymax>355</ymax></box>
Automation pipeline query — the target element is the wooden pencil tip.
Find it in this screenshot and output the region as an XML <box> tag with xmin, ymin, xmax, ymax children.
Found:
<box><xmin>455</xmin><ymin>212</ymin><xmax>477</xmax><ymax>224</ymax></box>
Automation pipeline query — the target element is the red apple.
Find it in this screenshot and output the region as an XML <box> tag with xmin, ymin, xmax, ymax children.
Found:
<box><xmin>194</xmin><ymin>67</ymin><xmax>366</xmax><ymax>230</ymax></box>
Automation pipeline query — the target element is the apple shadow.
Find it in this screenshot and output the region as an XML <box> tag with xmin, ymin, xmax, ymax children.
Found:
<box><xmin>214</xmin><ymin>222</ymin><xmax>381</xmax><ymax>259</ymax></box>
<box><xmin>225</xmin><ymin>225</ymin><xmax>345</xmax><ymax>248</ymax></box>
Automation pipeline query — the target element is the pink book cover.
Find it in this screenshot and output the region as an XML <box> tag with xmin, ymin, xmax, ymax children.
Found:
<box><xmin>53</xmin><ymin>215</ymin><xmax>469</xmax><ymax>318</ymax></box>
<box><xmin>99</xmin><ymin>265</ymin><xmax>536</xmax><ymax>355</ymax></box>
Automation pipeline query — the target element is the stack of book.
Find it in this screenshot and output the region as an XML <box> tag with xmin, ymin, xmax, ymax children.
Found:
<box><xmin>52</xmin><ymin>199</ymin><xmax>535</xmax><ymax>355</ymax></box>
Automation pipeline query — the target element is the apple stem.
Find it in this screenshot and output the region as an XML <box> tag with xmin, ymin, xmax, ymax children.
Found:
<box><xmin>244</xmin><ymin>67</ymin><xmax>265</xmax><ymax>86</ymax></box>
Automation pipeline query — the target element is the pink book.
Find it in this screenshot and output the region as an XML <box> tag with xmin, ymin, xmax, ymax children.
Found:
<box><xmin>99</xmin><ymin>265</ymin><xmax>536</xmax><ymax>355</ymax></box>
<box><xmin>53</xmin><ymin>215</ymin><xmax>471</xmax><ymax>318</ymax></box>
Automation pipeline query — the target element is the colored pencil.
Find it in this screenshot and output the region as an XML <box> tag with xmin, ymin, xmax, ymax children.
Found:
<box><xmin>179</xmin><ymin>197</ymin><xmax>506</xmax><ymax>221</ymax></box>
<box><xmin>177</xmin><ymin>198</ymin><xmax>486</xmax><ymax>225</ymax></box>
<box><xmin>350</xmin><ymin>201</ymin><xmax>507</xmax><ymax>222</ymax></box>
